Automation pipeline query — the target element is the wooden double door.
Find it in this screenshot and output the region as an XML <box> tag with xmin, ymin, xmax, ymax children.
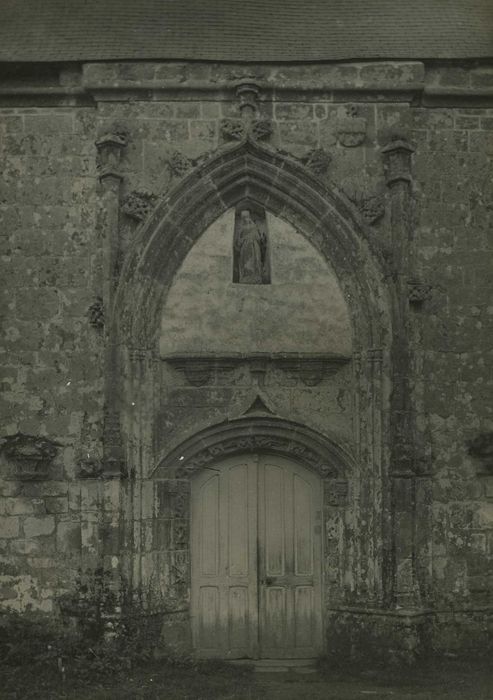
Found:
<box><xmin>191</xmin><ymin>454</ymin><xmax>323</xmax><ymax>659</ymax></box>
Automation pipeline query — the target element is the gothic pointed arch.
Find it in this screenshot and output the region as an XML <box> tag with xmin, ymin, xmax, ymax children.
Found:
<box><xmin>115</xmin><ymin>138</ymin><xmax>391</xmax><ymax>352</ymax></box>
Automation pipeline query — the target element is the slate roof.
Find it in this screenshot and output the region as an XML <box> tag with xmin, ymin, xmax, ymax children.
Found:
<box><xmin>1</xmin><ymin>0</ymin><xmax>492</xmax><ymax>63</ymax></box>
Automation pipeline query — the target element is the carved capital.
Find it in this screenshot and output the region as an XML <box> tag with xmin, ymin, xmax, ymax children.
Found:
<box><xmin>95</xmin><ymin>131</ymin><xmax>127</xmax><ymax>180</ymax></box>
<box><xmin>382</xmin><ymin>138</ymin><xmax>415</xmax><ymax>186</ymax></box>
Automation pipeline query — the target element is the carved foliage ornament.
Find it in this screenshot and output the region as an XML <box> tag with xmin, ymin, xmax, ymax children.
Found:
<box><xmin>88</xmin><ymin>297</ymin><xmax>104</xmax><ymax>329</ymax></box>
<box><xmin>220</xmin><ymin>118</ymin><xmax>273</xmax><ymax>142</ymax></box>
<box><xmin>122</xmin><ymin>189</ymin><xmax>158</xmax><ymax>222</ymax></box>
<box><xmin>168</xmin><ymin>150</ymin><xmax>193</xmax><ymax>178</ymax></box>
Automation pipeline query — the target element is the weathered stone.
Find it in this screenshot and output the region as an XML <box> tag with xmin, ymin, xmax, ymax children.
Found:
<box><xmin>0</xmin><ymin>517</ymin><xmax>20</xmax><ymax>539</ymax></box>
<box><xmin>23</xmin><ymin>516</ymin><xmax>55</xmax><ymax>538</ymax></box>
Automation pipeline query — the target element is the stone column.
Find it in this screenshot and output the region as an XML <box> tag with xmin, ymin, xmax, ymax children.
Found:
<box><xmin>382</xmin><ymin>138</ymin><xmax>423</xmax><ymax>608</ymax></box>
<box><xmin>95</xmin><ymin>132</ymin><xmax>127</xmax><ymax>478</ymax></box>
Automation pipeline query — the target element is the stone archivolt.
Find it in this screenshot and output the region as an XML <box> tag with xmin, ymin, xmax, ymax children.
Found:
<box><xmin>154</xmin><ymin>416</ymin><xmax>355</xmax><ymax>480</ymax></box>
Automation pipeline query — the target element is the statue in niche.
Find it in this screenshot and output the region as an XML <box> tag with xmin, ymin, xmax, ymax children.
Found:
<box><xmin>233</xmin><ymin>205</ymin><xmax>270</xmax><ymax>284</ymax></box>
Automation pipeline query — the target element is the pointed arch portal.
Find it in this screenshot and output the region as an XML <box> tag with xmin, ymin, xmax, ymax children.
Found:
<box><xmin>115</xmin><ymin>137</ymin><xmax>395</xmax><ymax>659</ymax></box>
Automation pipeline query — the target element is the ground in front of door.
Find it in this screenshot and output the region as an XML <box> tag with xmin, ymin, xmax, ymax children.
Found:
<box><xmin>2</xmin><ymin>657</ymin><xmax>492</xmax><ymax>699</ymax></box>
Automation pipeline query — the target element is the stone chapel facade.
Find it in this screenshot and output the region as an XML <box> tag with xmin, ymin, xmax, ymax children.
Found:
<box><xmin>0</xmin><ymin>3</ymin><xmax>492</xmax><ymax>663</ymax></box>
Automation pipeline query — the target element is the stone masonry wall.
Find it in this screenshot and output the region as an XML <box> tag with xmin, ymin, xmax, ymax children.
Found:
<box><xmin>0</xmin><ymin>61</ymin><xmax>492</xmax><ymax>654</ymax></box>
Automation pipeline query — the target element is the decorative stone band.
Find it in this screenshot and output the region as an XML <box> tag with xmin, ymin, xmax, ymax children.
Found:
<box><xmin>153</xmin><ymin>415</ymin><xmax>355</xmax><ymax>479</ymax></box>
<box><xmin>162</xmin><ymin>352</ymin><xmax>351</xmax><ymax>387</ymax></box>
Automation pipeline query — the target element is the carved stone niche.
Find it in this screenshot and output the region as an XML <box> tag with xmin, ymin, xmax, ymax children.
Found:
<box><xmin>163</xmin><ymin>352</ymin><xmax>351</xmax><ymax>387</ymax></box>
<box><xmin>467</xmin><ymin>433</ymin><xmax>493</xmax><ymax>474</ymax></box>
<box><xmin>0</xmin><ymin>433</ymin><xmax>60</xmax><ymax>481</ymax></box>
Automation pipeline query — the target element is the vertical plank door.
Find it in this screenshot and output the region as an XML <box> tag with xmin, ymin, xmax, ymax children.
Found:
<box><xmin>191</xmin><ymin>453</ymin><xmax>323</xmax><ymax>658</ymax></box>
<box><xmin>191</xmin><ymin>456</ymin><xmax>259</xmax><ymax>658</ymax></box>
<box><xmin>258</xmin><ymin>455</ymin><xmax>323</xmax><ymax>658</ymax></box>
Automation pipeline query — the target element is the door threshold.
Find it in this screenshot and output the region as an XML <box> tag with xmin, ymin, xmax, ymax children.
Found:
<box><xmin>229</xmin><ymin>658</ymin><xmax>318</xmax><ymax>673</ymax></box>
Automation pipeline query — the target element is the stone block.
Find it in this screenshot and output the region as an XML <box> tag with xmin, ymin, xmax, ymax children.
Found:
<box><xmin>275</xmin><ymin>103</ymin><xmax>314</xmax><ymax>120</ymax></box>
<box><xmin>278</xmin><ymin>121</ymin><xmax>318</xmax><ymax>147</ymax></box>
<box><xmin>80</xmin><ymin>482</ymin><xmax>101</xmax><ymax>512</ymax></box>
<box><xmin>24</xmin><ymin>114</ymin><xmax>74</xmax><ymax>135</ymax></box>
<box><xmin>470</xmin><ymin>69</ymin><xmax>493</xmax><ymax>88</ymax></box>
<box><xmin>175</xmin><ymin>103</ymin><xmax>201</xmax><ymax>119</ymax></box>
<box><xmin>4</xmin><ymin>498</ymin><xmax>34</xmax><ymax>516</ymax></box>
<box><xmin>152</xmin><ymin>519</ymin><xmax>172</xmax><ymax>549</ymax></box>
<box><xmin>56</xmin><ymin>519</ymin><xmax>82</xmax><ymax>555</ymax></box>
<box><xmin>10</xmin><ymin>539</ymin><xmax>40</xmax><ymax>555</ymax></box>
<box><xmin>103</xmin><ymin>481</ymin><xmax>120</xmax><ymax>512</ymax></box>
<box><xmin>44</xmin><ymin>496</ymin><xmax>68</xmax><ymax>514</ymax></box>
<box><xmin>0</xmin><ymin>516</ymin><xmax>20</xmax><ymax>539</ymax></box>
<box><xmin>23</xmin><ymin>515</ymin><xmax>55</xmax><ymax>538</ymax></box>
<box><xmin>15</xmin><ymin>288</ymin><xmax>59</xmax><ymax>320</ymax></box>
<box><xmin>469</xmin><ymin>131</ymin><xmax>493</xmax><ymax>154</ymax></box>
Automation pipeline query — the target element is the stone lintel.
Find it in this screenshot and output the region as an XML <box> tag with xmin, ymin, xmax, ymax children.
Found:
<box><xmin>163</xmin><ymin>352</ymin><xmax>351</xmax><ymax>386</ymax></box>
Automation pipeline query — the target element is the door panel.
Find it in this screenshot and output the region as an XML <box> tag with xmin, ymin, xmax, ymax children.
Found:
<box><xmin>191</xmin><ymin>458</ymin><xmax>258</xmax><ymax>658</ymax></box>
<box><xmin>258</xmin><ymin>456</ymin><xmax>323</xmax><ymax>658</ymax></box>
<box><xmin>191</xmin><ymin>453</ymin><xmax>323</xmax><ymax>659</ymax></box>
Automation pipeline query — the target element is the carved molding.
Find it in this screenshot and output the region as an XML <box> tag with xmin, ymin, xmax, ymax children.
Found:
<box><xmin>163</xmin><ymin>352</ymin><xmax>351</xmax><ymax>387</ymax></box>
<box><xmin>0</xmin><ymin>434</ymin><xmax>60</xmax><ymax>481</ymax></box>
<box><xmin>122</xmin><ymin>189</ymin><xmax>158</xmax><ymax>222</ymax></box>
<box><xmin>103</xmin><ymin>411</ymin><xmax>126</xmax><ymax>478</ymax></box>
<box><xmin>302</xmin><ymin>148</ymin><xmax>332</xmax><ymax>175</ymax></box>
<box><xmin>154</xmin><ymin>416</ymin><xmax>355</xmax><ymax>479</ymax></box>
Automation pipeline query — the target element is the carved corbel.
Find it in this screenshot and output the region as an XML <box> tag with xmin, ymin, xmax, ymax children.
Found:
<box><xmin>1</xmin><ymin>434</ymin><xmax>60</xmax><ymax>481</ymax></box>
